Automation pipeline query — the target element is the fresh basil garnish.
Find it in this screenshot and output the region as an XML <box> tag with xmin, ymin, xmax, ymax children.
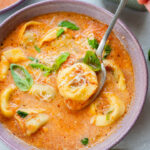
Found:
<box><xmin>83</xmin><ymin>51</ymin><xmax>101</xmax><ymax>71</ymax></box>
<box><xmin>103</xmin><ymin>44</ymin><xmax>112</xmax><ymax>59</ymax></box>
<box><xmin>106</xmin><ymin>111</ymin><xmax>113</xmax><ymax>120</ymax></box>
<box><xmin>34</xmin><ymin>45</ymin><xmax>41</xmax><ymax>53</ymax></box>
<box><xmin>58</xmin><ymin>20</ymin><xmax>79</xmax><ymax>30</ymax></box>
<box><xmin>30</xmin><ymin>52</ymin><xmax>70</xmax><ymax>76</ymax></box>
<box><xmin>30</xmin><ymin>63</ymin><xmax>53</xmax><ymax>75</ymax></box>
<box><xmin>56</xmin><ymin>28</ymin><xmax>65</xmax><ymax>38</ymax></box>
<box><xmin>10</xmin><ymin>64</ymin><xmax>33</xmax><ymax>91</ymax></box>
<box><xmin>88</xmin><ymin>38</ymin><xmax>99</xmax><ymax>49</ymax></box>
<box><xmin>81</xmin><ymin>138</ymin><xmax>89</xmax><ymax>146</ymax></box>
<box><xmin>28</xmin><ymin>56</ymin><xmax>39</xmax><ymax>63</ymax></box>
<box><xmin>17</xmin><ymin>110</ymin><xmax>28</xmax><ymax>118</ymax></box>
<box><xmin>52</xmin><ymin>52</ymin><xmax>70</xmax><ymax>71</ymax></box>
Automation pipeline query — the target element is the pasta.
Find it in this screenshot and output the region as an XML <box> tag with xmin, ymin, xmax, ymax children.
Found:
<box><xmin>39</xmin><ymin>27</ymin><xmax>67</xmax><ymax>47</ymax></box>
<box><xmin>29</xmin><ymin>84</ymin><xmax>56</xmax><ymax>102</ymax></box>
<box><xmin>15</xmin><ymin>108</ymin><xmax>49</xmax><ymax>135</ymax></box>
<box><xmin>19</xmin><ymin>21</ymin><xmax>41</xmax><ymax>39</ymax></box>
<box><xmin>104</xmin><ymin>59</ymin><xmax>126</xmax><ymax>90</ymax></box>
<box><xmin>26</xmin><ymin>113</ymin><xmax>49</xmax><ymax>136</ymax></box>
<box><xmin>0</xmin><ymin>56</ymin><xmax>9</xmax><ymax>81</ymax></box>
<box><xmin>0</xmin><ymin>84</ymin><xmax>17</xmax><ymax>118</ymax></box>
<box><xmin>90</xmin><ymin>93</ymin><xmax>125</xmax><ymax>126</ymax></box>
<box><xmin>2</xmin><ymin>48</ymin><xmax>26</xmax><ymax>63</ymax></box>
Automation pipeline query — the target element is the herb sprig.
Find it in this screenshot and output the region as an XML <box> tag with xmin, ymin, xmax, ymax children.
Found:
<box><xmin>30</xmin><ymin>52</ymin><xmax>70</xmax><ymax>76</ymax></box>
<box><xmin>83</xmin><ymin>51</ymin><xmax>101</xmax><ymax>71</ymax></box>
<box><xmin>17</xmin><ymin>110</ymin><xmax>28</xmax><ymax>118</ymax></box>
<box><xmin>103</xmin><ymin>44</ymin><xmax>112</xmax><ymax>59</ymax></box>
<box><xmin>58</xmin><ymin>20</ymin><xmax>79</xmax><ymax>30</ymax></box>
<box><xmin>34</xmin><ymin>45</ymin><xmax>41</xmax><ymax>53</ymax></box>
<box><xmin>81</xmin><ymin>138</ymin><xmax>89</xmax><ymax>146</ymax></box>
<box><xmin>88</xmin><ymin>38</ymin><xmax>99</xmax><ymax>49</ymax></box>
<box><xmin>10</xmin><ymin>64</ymin><xmax>33</xmax><ymax>91</ymax></box>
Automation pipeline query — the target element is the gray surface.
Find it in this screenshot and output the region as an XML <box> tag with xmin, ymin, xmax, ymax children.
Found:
<box><xmin>0</xmin><ymin>0</ymin><xmax>150</xmax><ymax>150</ymax></box>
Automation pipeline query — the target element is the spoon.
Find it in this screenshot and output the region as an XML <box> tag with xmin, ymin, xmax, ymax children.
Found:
<box><xmin>66</xmin><ymin>0</ymin><xmax>127</xmax><ymax>111</ymax></box>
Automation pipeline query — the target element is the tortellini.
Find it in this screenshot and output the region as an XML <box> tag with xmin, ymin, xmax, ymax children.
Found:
<box><xmin>0</xmin><ymin>56</ymin><xmax>9</xmax><ymax>81</ymax></box>
<box><xmin>26</xmin><ymin>113</ymin><xmax>49</xmax><ymax>136</ymax></box>
<box><xmin>0</xmin><ymin>84</ymin><xmax>17</xmax><ymax>118</ymax></box>
<box><xmin>57</xmin><ymin>63</ymin><xmax>98</xmax><ymax>110</ymax></box>
<box><xmin>19</xmin><ymin>21</ymin><xmax>41</xmax><ymax>39</ymax></box>
<box><xmin>90</xmin><ymin>93</ymin><xmax>125</xmax><ymax>126</ymax></box>
<box><xmin>39</xmin><ymin>27</ymin><xmax>67</xmax><ymax>47</ymax></box>
<box><xmin>2</xmin><ymin>48</ymin><xmax>26</xmax><ymax>63</ymax></box>
<box><xmin>29</xmin><ymin>84</ymin><xmax>56</xmax><ymax>102</ymax></box>
<box><xmin>103</xmin><ymin>59</ymin><xmax>126</xmax><ymax>90</ymax></box>
<box><xmin>15</xmin><ymin>108</ymin><xmax>49</xmax><ymax>136</ymax></box>
<box><xmin>0</xmin><ymin>48</ymin><xmax>27</xmax><ymax>81</ymax></box>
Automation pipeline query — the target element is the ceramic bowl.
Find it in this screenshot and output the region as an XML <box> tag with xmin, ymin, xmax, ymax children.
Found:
<box><xmin>0</xmin><ymin>0</ymin><xmax>25</xmax><ymax>14</ymax></box>
<box><xmin>0</xmin><ymin>0</ymin><xmax>148</xmax><ymax>150</ymax></box>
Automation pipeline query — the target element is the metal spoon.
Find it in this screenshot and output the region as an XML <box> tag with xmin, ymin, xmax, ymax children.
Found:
<box><xmin>66</xmin><ymin>0</ymin><xmax>127</xmax><ymax>110</ymax></box>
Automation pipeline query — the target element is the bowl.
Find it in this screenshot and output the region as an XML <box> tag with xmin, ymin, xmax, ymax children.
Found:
<box><xmin>0</xmin><ymin>0</ymin><xmax>148</xmax><ymax>150</ymax></box>
<box><xmin>0</xmin><ymin>0</ymin><xmax>25</xmax><ymax>14</ymax></box>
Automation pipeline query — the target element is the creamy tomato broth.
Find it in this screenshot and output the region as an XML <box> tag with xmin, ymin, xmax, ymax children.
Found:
<box><xmin>0</xmin><ymin>12</ymin><xmax>134</xmax><ymax>150</ymax></box>
<box><xmin>0</xmin><ymin>0</ymin><xmax>19</xmax><ymax>10</ymax></box>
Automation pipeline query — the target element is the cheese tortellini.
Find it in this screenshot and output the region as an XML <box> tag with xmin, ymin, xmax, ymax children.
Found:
<box><xmin>0</xmin><ymin>48</ymin><xmax>27</xmax><ymax>81</ymax></box>
<box><xmin>2</xmin><ymin>48</ymin><xmax>26</xmax><ymax>63</ymax></box>
<box><xmin>103</xmin><ymin>60</ymin><xmax>126</xmax><ymax>90</ymax></box>
<box><xmin>19</xmin><ymin>21</ymin><xmax>41</xmax><ymax>39</ymax></box>
<box><xmin>90</xmin><ymin>93</ymin><xmax>125</xmax><ymax>126</ymax></box>
<box><xmin>26</xmin><ymin>113</ymin><xmax>49</xmax><ymax>136</ymax></box>
<box><xmin>0</xmin><ymin>84</ymin><xmax>17</xmax><ymax>118</ymax></box>
<box><xmin>39</xmin><ymin>27</ymin><xmax>67</xmax><ymax>47</ymax></box>
<box><xmin>29</xmin><ymin>84</ymin><xmax>56</xmax><ymax>102</ymax></box>
<box><xmin>15</xmin><ymin>108</ymin><xmax>49</xmax><ymax>136</ymax></box>
<box><xmin>57</xmin><ymin>63</ymin><xmax>98</xmax><ymax>110</ymax></box>
<box><xmin>0</xmin><ymin>56</ymin><xmax>9</xmax><ymax>81</ymax></box>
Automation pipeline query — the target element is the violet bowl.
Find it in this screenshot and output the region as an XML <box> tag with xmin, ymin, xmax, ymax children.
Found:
<box><xmin>0</xmin><ymin>0</ymin><xmax>25</xmax><ymax>14</ymax></box>
<box><xmin>0</xmin><ymin>0</ymin><xmax>148</xmax><ymax>150</ymax></box>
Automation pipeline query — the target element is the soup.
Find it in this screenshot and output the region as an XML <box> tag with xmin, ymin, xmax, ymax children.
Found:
<box><xmin>0</xmin><ymin>12</ymin><xmax>134</xmax><ymax>150</ymax></box>
<box><xmin>0</xmin><ymin>0</ymin><xmax>19</xmax><ymax>10</ymax></box>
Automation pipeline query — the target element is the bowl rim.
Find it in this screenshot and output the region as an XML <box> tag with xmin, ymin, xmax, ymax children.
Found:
<box><xmin>0</xmin><ymin>0</ymin><xmax>25</xmax><ymax>15</ymax></box>
<box><xmin>0</xmin><ymin>0</ymin><xmax>148</xmax><ymax>150</ymax></box>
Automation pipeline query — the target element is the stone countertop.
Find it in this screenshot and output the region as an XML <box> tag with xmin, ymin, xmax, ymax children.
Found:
<box><xmin>0</xmin><ymin>0</ymin><xmax>150</xmax><ymax>150</ymax></box>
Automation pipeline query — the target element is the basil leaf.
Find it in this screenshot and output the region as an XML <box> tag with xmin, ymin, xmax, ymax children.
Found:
<box><xmin>56</xmin><ymin>28</ymin><xmax>65</xmax><ymax>38</ymax></box>
<box><xmin>81</xmin><ymin>138</ymin><xmax>89</xmax><ymax>146</ymax></box>
<box><xmin>30</xmin><ymin>63</ymin><xmax>53</xmax><ymax>73</ymax></box>
<box><xmin>52</xmin><ymin>52</ymin><xmax>70</xmax><ymax>71</ymax></box>
<box><xmin>28</xmin><ymin>57</ymin><xmax>39</xmax><ymax>63</ymax></box>
<box><xmin>10</xmin><ymin>64</ymin><xmax>33</xmax><ymax>91</ymax></box>
<box><xmin>34</xmin><ymin>45</ymin><xmax>41</xmax><ymax>53</ymax></box>
<box><xmin>88</xmin><ymin>38</ymin><xmax>99</xmax><ymax>49</ymax></box>
<box><xmin>30</xmin><ymin>52</ymin><xmax>70</xmax><ymax>76</ymax></box>
<box><xmin>148</xmin><ymin>49</ymin><xmax>150</xmax><ymax>61</ymax></box>
<box><xmin>103</xmin><ymin>44</ymin><xmax>112</xmax><ymax>59</ymax></box>
<box><xmin>83</xmin><ymin>51</ymin><xmax>101</xmax><ymax>71</ymax></box>
<box><xmin>58</xmin><ymin>20</ymin><xmax>79</xmax><ymax>30</ymax></box>
<box><xmin>17</xmin><ymin>110</ymin><xmax>28</xmax><ymax>118</ymax></box>
<box><xmin>106</xmin><ymin>111</ymin><xmax>113</xmax><ymax>120</ymax></box>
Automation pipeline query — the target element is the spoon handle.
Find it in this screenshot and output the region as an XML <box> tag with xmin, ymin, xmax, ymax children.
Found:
<box><xmin>96</xmin><ymin>0</ymin><xmax>128</xmax><ymax>59</ymax></box>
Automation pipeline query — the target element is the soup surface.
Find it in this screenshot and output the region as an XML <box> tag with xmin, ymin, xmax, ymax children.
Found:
<box><xmin>0</xmin><ymin>0</ymin><xmax>19</xmax><ymax>10</ymax></box>
<box><xmin>0</xmin><ymin>12</ymin><xmax>134</xmax><ymax>150</ymax></box>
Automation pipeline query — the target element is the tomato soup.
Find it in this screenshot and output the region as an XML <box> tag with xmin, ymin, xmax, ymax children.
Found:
<box><xmin>0</xmin><ymin>12</ymin><xmax>134</xmax><ymax>150</ymax></box>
